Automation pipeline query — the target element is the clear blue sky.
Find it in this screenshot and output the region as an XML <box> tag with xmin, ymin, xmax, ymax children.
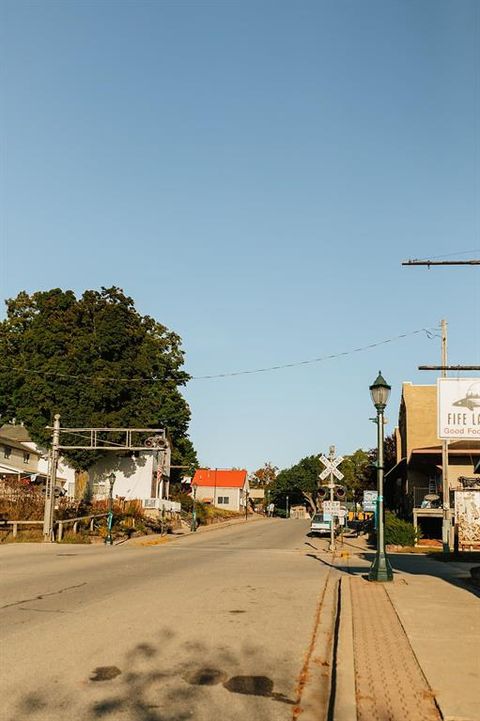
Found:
<box><xmin>2</xmin><ymin>0</ymin><xmax>479</xmax><ymax>471</ymax></box>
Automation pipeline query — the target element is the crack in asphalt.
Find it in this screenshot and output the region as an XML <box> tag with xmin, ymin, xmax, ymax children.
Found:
<box><xmin>0</xmin><ymin>582</ymin><xmax>87</xmax><ymax>610</ymax></box>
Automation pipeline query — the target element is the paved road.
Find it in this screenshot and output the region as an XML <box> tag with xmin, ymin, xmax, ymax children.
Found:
<box><xmin>0</xmin><ymin>519</ymin><xmax>332</xmax><ymax>721</ymax></box>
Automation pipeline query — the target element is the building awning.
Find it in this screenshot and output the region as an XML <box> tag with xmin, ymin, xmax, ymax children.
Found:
<box><xmin>0</xmin><ymin>463</ymin><xmax>22</xmax><ymax>475</ymax></box>
<box><xmin>385</xmin><ymin>458</ymin><xmax>406</xmax><ymax>480</ymax></box>
<box><xmin>411</xmin><ymin>446</ymin><xmax>480</xmax><ymax>456</ymax></box>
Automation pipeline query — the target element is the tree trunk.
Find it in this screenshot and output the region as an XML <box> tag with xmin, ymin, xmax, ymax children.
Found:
<box><xmin>303</xmin><ymin>492</ymin><xmax>317</xmax><ymax>514</ymax></box>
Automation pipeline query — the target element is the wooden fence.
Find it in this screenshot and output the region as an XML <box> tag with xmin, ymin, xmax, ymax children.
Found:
<box><xmin>0</xmin><ymin>513</ymin><xmax>109</xmax><ymax>541</ymax></box>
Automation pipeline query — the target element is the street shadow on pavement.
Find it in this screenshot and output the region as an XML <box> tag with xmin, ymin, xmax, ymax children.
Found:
<box><xmin>11</xmin><ymin>629</ymin><xmax>297</xmax><ymax>721</ymax></box>
<box><xmin>305</xmin><ymin>546</ymin><xmax>480</xmax><ymax>599</ymax></box>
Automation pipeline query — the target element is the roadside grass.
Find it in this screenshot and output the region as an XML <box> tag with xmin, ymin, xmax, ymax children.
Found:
<box><xmin>1</xmin><ymin>528</ymin><xmax>44</xmax><ymax>543</ymax></box>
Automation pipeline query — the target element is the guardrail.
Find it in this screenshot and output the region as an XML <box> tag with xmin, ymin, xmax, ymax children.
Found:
<box><xmin>0</xmin><ymin>513</ymin><xmax>109</xmax><ymax>541</ymax></box>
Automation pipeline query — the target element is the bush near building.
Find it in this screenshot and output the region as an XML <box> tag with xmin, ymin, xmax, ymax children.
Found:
<box><xmin>173</xmin><ymin>492</ymin><xmax>244</xmax><ymax>527</ymax></box>
<box><xmin>368</xmin><ymin>512</ymin><xmax>420</xmax><ymax>548</ymax></box>
<box><xmin>385</xmin><ymin>512</ymin><xmax>420</xmax><ymax>547</ymax></box>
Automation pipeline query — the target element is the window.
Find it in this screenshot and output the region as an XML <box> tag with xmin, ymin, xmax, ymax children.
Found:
<box><xmin>217</xmin><ymin>496</ymin><xmax>229</xmax><ymax>505</ymax></box>
<box><xmin>3</xmin><ymin>446</ymin><xmax>11</xmax><ymax>459</ymax></box>
<box><xmin>92</xmin><ymin>481</ymin><xmax>107</xmax><ymax>499</ymax></box>
<box><xmin>23</xmin><ymin>452</ymin><xmax>30</xmax><ymax>463</ymax></box>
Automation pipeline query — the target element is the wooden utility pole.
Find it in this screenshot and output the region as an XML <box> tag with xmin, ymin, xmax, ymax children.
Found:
<box><xmin>404</xmin><ymin>257</ymin><xmax>479</xmax><ymax>551</ymax></box>
<box><xmin>440</xmin><ymin>321</ymin><xmax>451</xmax><ymax>553</ymax></box>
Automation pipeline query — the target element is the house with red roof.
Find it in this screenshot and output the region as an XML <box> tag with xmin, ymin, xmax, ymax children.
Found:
<box><xmin>192</xmin><ymin>468</ymin><xmax>249</xmax><ymax>512</ymax></box>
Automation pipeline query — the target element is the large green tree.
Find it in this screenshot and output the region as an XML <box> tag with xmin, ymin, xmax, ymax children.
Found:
<box><xmin>273</xmin><ymin>455</ymin><xmax>324</xmax><ymax>513</ymax></box>
<box><xmin>0</xmin><ymin>287</ymin><xmax>197</xmax><ymax>472</ymax></box>
<box><xmin>339</xmin><ymin>449</ymin><xmax>372</xmax><ymax>492</ymax></box>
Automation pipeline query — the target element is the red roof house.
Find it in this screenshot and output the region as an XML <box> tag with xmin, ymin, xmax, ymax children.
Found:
<box><xmin>192</xmin><ymin>469</ymin><xmax>249</xmax><ymax>511</ymax></box>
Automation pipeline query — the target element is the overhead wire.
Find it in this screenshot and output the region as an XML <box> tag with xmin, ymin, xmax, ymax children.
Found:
<box><xmin>411</xmin><ymin>249</ymin><xmax>480</xmax><ymax>262</ymax></box>
<box><xmin>190</xmin><ymin>327</ymin><xmax>437</xmax><ymax>379</ymax></box>
<box><xmin>0</xmin><ymin>326</ymin><xmax>437</xmax><ymax>383</ymax></box>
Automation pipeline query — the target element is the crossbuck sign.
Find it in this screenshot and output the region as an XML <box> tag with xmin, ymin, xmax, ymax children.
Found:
<box><xmin>319</xmin><ymin>454</ymin><xmax>344</xmax><ymax>481</ymax></box>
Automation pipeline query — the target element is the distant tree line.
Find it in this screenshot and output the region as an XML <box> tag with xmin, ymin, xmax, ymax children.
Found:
<box><xmin>251</xmin><ymin>436</ymin><xmax>396</xmax><ymax>513</ymax></box>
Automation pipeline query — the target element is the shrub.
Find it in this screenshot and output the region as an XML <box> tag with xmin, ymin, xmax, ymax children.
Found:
<box><xmin>59</xmin><ymin>531</ymin><xmax>91</xmax><ymax>544</ymax></box>
<box><xmin>385</xmin><ymin>512</ymin><xmax>419</xmax><ymax>547</ymax></box>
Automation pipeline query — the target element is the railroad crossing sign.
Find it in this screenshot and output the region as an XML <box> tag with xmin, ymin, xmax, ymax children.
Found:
<box><xmin>319</xmin><ymin>454</ymin><xmax>344</xmax><ymax>481</ymax></box>
<box><xmin>323</xmin><ymin>500</ymin><xmax>341</xmax><ymax>515</ymax></box>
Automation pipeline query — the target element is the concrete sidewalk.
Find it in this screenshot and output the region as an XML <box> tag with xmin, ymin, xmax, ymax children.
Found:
<box><xmin>332</xmin><ymin>538</ymin><xmax>480</xmax><ymax>721</ymax></box>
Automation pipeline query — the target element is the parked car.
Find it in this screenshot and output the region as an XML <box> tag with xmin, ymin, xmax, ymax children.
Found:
<box><xmin>310</xmin><ymin>512</ymin><xmax>337</xmax><ymax>536</ymax></box>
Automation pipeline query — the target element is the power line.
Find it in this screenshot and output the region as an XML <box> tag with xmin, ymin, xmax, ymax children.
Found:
<box><xmin>0</xmin><ymin>326</ymin><xmax>436</xmax><ymax>384</ymax></box>
<box><xmin>408</xmin><ymin>249</ymin><xmax>480</xmax><ymax>262</ymax></box>
<box><xmin>190</xmin><ymin>327</ymin><xmax>437</xmax><ymax>379</ymax></box>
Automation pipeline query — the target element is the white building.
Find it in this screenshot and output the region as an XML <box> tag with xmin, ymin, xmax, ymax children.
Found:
<box><xmin>192</xmin><ymin>469</ymin><xmax>249</xmax><ymax>512</ymax></box>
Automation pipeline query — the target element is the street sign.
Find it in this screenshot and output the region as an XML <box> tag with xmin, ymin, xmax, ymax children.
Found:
<box><xmin>323</xmin><ymin>500</ymin><xmax>341</xmax><ymax>515</ymax></box>
<box><xmin>363</xmin><ymin>490</ymin><xmax>378</xmax><ymax>512</ymax></box>
<box><xmin>319</xmin><ymin>454</ymin><xmax>344</xmax><ymax>481</ymax></box>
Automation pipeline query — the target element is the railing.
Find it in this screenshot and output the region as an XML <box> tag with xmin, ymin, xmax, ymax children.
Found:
<box><xmin>0</xmin><ymin>513</ymin><xmax>108</xmax><ymax>540</ymax></box>
<box><xmin>55</xmin><ymin>513</ymin><xmax>108</xmax><ymax>541</ymax></box>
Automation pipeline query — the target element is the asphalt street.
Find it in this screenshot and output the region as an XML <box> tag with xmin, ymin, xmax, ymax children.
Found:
<box><xmin>0</xmin><ymin>518</ymin><xmax>332</xmax><ymax>721</ymax></box>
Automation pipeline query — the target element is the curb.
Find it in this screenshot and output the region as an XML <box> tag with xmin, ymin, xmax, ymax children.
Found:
<box><xmin>333</xmin><ymin>576</ymin><xmax>357</xmax><ymax>721</ymax></box>
<box><xmin>294</xmin><ymin>571</ymin><xmax>338</xmax><ymax>721</ymax></box>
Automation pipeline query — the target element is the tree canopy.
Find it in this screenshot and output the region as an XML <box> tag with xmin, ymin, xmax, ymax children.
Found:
<box><xmin>0</xmin><ymin>287</ymin><xmax>197</xmax><ymax>471</ymax></box>
<box><xmin>273</xmin><ymin>455</ymin><xmax>323</xmax><ymax>512</ymax></box>
<box><xmin>249</xmin><ymin>462</ymin><xmax>278</xmax><ymax>488</ymax></box>
<box><xmin>270</xmin><ymin>435</ymin><xmax>397</xmax><ymax>512</ymax></box>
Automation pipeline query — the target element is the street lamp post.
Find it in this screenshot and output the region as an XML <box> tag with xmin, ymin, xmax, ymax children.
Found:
<box><xmin>105</xmin><ymin>472</ymin><xmax>115</xmax><ymax>546</ymax></box>
<box><xmin>368</xmin><ymin>372</ymin><xmax>394</xmax><ymax>582</ymax></box>
<box><xmin>286</xmin><ymin>494</ymin><xmax>289</xmax><ymax>519</ymax></box>
<box><xmin>191</xmin><ymin>483</ymin><xmax>197</xmax><ymax>532</ymax></box>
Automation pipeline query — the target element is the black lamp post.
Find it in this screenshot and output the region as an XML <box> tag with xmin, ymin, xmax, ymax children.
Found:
<box><xmin>191</xmin><ymin>483</ymin><xmax>197</xmax><ymax>532</ymax></box>
<box><xmin>368</xmin><ymin>372</ymin><xmax>394</xmax><ymax>582</ymax></box>
<box><xmin>105</xmin><ymin>472</ymin><xmax>115</xmax><ymax>546</ymax></box>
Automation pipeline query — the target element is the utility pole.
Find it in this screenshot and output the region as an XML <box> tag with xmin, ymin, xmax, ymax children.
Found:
<box><xmin>403</xmin><ymin>257</ymin><xmax>479</xmax><ymax>549</ymax></box>
<box><xmin>43</xmin><ymin>413</ymin><xmax>60</xmax><ymax>542</ymax></box>
<box><xmin>440</xmin><ymin>320</ymin><xmax>451</xmax><ymax>553</ymax></box>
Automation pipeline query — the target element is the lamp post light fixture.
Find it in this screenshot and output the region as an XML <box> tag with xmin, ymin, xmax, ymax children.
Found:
<box><xmin>105</xmin><ymin>472</ymin><xmax>116</xmax><ymax>546</ymax></box>
<box><xmin>368</xmin><ymin>371</ymin><xmax>394</xmax><ymax>582</ymax></box>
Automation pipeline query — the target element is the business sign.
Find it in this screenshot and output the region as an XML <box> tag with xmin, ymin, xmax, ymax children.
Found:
<box><xmin>323</xmin><ymin>500</ymin><xmax>341</xmax><ymax>515</ymax></box>
<box><xmin>455</xmin><ymin>491</ymin><xmax>480</xmax><ymax>548</ymax></box>
<box><xmin>438</xmin><ymin>378</ymin><xmax>480</xmax><ymax>440</ymax></box>
<box><xmin>363</xmin><ymin>490</ymin><xmax>378</xmax><ymax>512</ymax></box>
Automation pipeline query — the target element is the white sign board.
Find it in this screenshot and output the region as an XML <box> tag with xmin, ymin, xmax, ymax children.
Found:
<box><xmin>438</xmin><ymin>378</ymin><xmax>480</xmax><ymax>440</ymax></box>
<box><xmin>363</xmin><ymin>490</ymin><xmax>378</xmax><ymax>512</ymax></box>
<box><xmin>323</xmin><ymin>500</ymin><xmax>341</xmax><ymax>515</ymax></box>
<box><xmin>319</xmin><ymin>455</ymin><xmax>344</xmax><ymax>481</ymax></box>
<box><xmin>455</xmin><ymin>491</ymin><xmax>480</xmax><ymax>547</ymax></box>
